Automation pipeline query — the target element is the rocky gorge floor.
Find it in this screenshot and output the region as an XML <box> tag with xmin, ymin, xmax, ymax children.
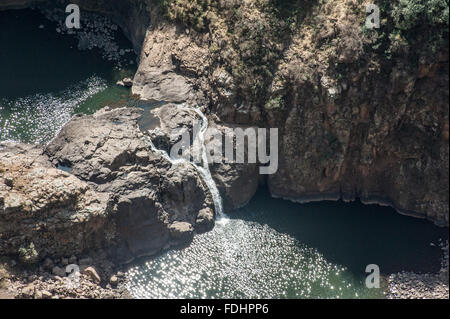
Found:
<box><xmin>1</xmin><ymin>241</ymin><xmax>448</xmax><ymax>299</ymax></box>
<box><xmin>0</xmin><ymin>105</ymin><xmax>220</xmax><ymax>299</ymax></box>
<box><xmin>0</xmin><ymin>255</ymin><xmax>128</xmax><ymax>299</ymax></box>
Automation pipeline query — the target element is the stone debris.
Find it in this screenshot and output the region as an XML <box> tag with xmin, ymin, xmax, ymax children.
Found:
<box><xmin>109</xmin><ymin>275</ymin><xmax>119</xmax><ymax>286</ymax></box>
<box><xmin>82</xmin><ymin>267</ymin><xmax>101</xmax><ymax>284</ymax></box>
<box><xmin>117</xmin><ymin>77</ymin><xmax>133</xmax><ymax>87</ymax></box>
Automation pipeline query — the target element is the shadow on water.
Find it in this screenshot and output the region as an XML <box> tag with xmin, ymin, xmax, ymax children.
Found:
<box><xmin>231</xmin><ymin>187</ymin><xmax>448</xmax><ymax>276</ymax></box>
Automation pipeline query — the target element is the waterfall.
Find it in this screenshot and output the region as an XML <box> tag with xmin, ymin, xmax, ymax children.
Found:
<box><xmin>145</xmin><ymin>105</ymin><xmax>225</xmax><ymax>219</ymax></box>
<box><xmin>189</xmin><ymin>108</ymin><xmax>225</xmax><ymax>218</ymax></box>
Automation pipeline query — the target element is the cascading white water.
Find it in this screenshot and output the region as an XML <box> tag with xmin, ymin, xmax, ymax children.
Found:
<box><xmin>145</xmin><ymin>105</ymin><xmax>226</xmax><ymax>219</ymax></box>
<box><xmin>190</xmin><ymin>108</ymin><xmax>225</xmax><ymax>218</ymax></box>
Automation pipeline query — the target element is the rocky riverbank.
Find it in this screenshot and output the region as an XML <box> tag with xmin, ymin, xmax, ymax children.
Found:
<box><xmin>0</xmin><ymin>106</ymin><xmax>218</xmax><ymax>265</ymax></box>
<box><xmin>0</xmin><ymin>104</ymin><xmax>224</xmax><ymax>299</ymax></box>
<box><xmin>387</xmin><ymin>241</ymin><xmax>449</xmax><ymax>299</ymax></box>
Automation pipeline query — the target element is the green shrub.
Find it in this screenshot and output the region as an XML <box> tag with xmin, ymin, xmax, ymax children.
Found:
<box><xmin>158</xmin><ymin>0</ymin><xmax>213</xmax><ymax>31</ymax></box>
<box><xmin>264</xmin><ymin>96</ymin><xmax>285</xmax><ymax>111</ymax></box>
<box><xmin>18</xmin><ymin>243</ymin><xmax>39</xmax><ymax>264</ymax></box>
<box><xmin>392</xmin><ymin>0</ymin><xmax>449</xmax><ymax>30</ymax></box>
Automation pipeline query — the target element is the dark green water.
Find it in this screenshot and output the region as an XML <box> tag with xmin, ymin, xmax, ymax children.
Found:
<box><xmin>1</xmin><ymin>8</ymin><xmax>447</xmax><ymax>300</ymax></box>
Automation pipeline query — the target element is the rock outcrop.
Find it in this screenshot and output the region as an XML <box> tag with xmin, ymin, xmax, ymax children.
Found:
<box><xmin>0</xmin><ymin>143</ymin><xmax>114</xmax><ymax>260</ymax></box>
<box><xmin>1</xmin><ymin>107</ymin><xmax>215</xmax><ymax>263</ymax></box>
<box><xmin>132</xmin><ymin>19</ymin><xmax>208</xmax><ymax>104</ymax></box>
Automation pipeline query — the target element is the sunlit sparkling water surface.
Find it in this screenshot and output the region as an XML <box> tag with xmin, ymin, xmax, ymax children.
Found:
<box><xmin>126</xmin><ymin>190</ymin><xmax>448</xmax><ymax>299</ymax></box>
<box><xmin>127</xmin><ymin>220</ymin><xmax>368</xmax><ymax>299</ymax></box>
<box><xmin>0</xmin><ymin>77</ymin><xmax>107</xmax><ymax>143</ymax></box>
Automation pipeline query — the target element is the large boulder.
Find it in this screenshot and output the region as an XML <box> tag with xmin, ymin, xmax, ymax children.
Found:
<box><xmin>1</xmin><ymin>107</ymin><xmax>216</xmax><ymax>264</ymax></box>
<box><xmin>0</xmin><ymin>143</ymin><xmax>114</xmax><ymax>260</ymax></box>
<box><xmin>45</xmin><ymin>107</ymin><xmax>214</xmax><ymax>261</ymax></box>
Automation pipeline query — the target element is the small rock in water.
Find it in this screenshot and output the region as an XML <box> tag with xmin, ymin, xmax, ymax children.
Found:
<box><xmin>110</xmin><ymin>275</ymin><xmax>119</xmax><ymax>286</ymax></box>
<box><xmin>122</xmin><ymin>78</ymin><xmax>133</xmax><ymax>87</ymax></box>
<box><xmin>117</xmin><ymin>78</ymin><xmax>133</xmax><ymax>87</ymax></box>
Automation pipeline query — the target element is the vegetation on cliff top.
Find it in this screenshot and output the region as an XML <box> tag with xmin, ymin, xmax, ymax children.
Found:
<box><xmin>152</xmin><ymin>0</ymin><xmax>448</xmax><ymax>114</ymax></box>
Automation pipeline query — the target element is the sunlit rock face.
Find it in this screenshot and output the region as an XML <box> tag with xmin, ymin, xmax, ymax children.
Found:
<box><xmin>0</xmin><ymin>142</ymin><xmax>115</xmax><ymax>260</ymax></box>
<box><xmin>127</xmin><ymin>1</ymin><xmax>449</xmax><ymax>226</ymax></box>
<box><xmin>0</xmin><ymin>107</ymin><xmax>216</xmax><ymax>263</ymax></box>
<box><xmin>44</xmin><ymin>107</ymin><xmax>216</xmax><ymax>262</ymax></box>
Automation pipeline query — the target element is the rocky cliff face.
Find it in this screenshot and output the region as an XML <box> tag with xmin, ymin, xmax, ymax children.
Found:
<box><xmin>0</xmin><ymin>143</ymin><xmax>114</xmax><ymax>262</ymax></box>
